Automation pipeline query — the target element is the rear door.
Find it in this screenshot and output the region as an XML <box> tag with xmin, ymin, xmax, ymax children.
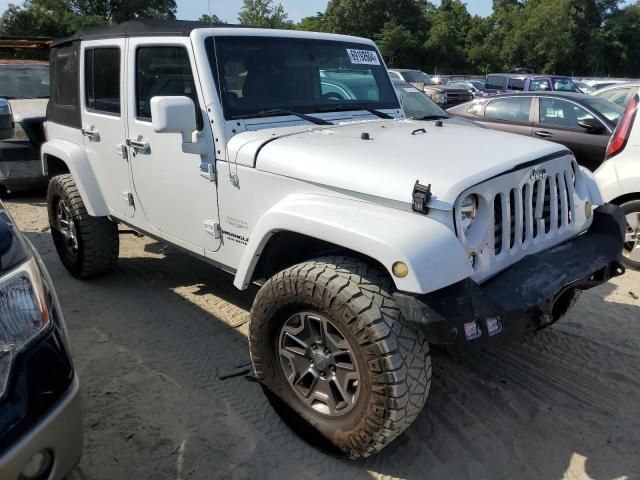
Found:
<box><xmin>481</xmin><ymin>96</ymin><xmax>534</xmax><ymax>137</ymax></box>
<box><xmin>534</xmin><ymin>97</ymin><xmax>610</xmax><ymax>170</ymax></box>
<box><xmin>80</xmin><ymin>40</ymin><xmax>133</xmax><ymax>217</ymax></box>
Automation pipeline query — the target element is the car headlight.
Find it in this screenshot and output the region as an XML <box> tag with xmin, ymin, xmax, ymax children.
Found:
<box><xmin>0</xmin><ymin>258</ymin><xmax>50</xmax><ymax>398</ymax></box>
<box><xmin>431</xmin><ymin>93</ymin><xmax>446</xmax><ymax>104</ymax></box>
<box><xmin>460</xmin><ymin>195</ymin><xmax>478</xmax><ymax>233</ymax></box>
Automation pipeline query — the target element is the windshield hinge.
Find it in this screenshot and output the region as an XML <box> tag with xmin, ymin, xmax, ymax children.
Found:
<box><xmin>200</xmin><ymin>163</ymin><xmax>216</xmax><ymax>182</ymax></box>
<box><xmin>203</xmin><ymin>220</ymin><xmax>221</xmax><ymax>239</ymax></box>
<box><xmin>412</xmin><ymin>181</ymin><xmax>432</xmax><ymax>215</ymax></box>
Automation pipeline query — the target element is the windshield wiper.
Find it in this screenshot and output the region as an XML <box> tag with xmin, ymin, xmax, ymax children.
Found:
<box><xmin>235</xmin><ymin>109</ymin><xmax>333</xmax><ymax>126</ymax></box>
<box><xmin>416</xmin><ymin>115</ymin><xmax>449</xmax><ymax>121</ymax></box>
<box><xmin>316</xmin><ymin>104</ymin><xmax>394</xmax><ymax>119</ymax></box>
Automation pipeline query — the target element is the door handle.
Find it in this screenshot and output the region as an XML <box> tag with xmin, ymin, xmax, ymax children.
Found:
<box><xmin>535</xmin><ymin>131</ymin><xmax>553</xmax><ymax>138</ymax></box>
<box><xmin>126</xmin><ymin>138</ymin><xmax>150</xmax><ymax>153</ymax></box>
<box><xmin>81</xmin><ymin>127</ymin><xmax>100</xmax><ymax>141</ymax></box>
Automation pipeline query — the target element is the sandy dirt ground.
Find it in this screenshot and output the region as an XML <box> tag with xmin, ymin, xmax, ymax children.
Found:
<box><xmin>6</xmin><ymin>196</ymin><xmax>640</xmax><ymax>480</ymax></box>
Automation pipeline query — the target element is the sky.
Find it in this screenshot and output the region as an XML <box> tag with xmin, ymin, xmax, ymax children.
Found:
<box><xmin>181</xmin><ymin>0</ymin><xmax>494</xmax><ymax>22</ymax></box>
<box><xmin>0</xmin><ymin>0</ymin><xmax>496</xmax><ymax>22</ymax></box>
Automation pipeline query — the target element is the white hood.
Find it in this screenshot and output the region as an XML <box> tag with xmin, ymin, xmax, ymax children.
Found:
<box><xmin>8</xmin><ymin>98</ymin><xmax>47</xmax><ymax>122</ymax></box>
<box><xmin>230</xmin><ymin>119</ymin><xmax>568</xmax><ymax>207</ymax></box>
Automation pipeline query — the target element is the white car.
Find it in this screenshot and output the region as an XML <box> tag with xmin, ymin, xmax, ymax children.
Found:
<box><xmin>41</xmin><ymin>20</ymin><xmax>625</xmax><ymax>457</ymax></box>
<box><xmin>595</xmin><ymin>93</ymin><xmax>640</xmax><ymax>269</ymax></box>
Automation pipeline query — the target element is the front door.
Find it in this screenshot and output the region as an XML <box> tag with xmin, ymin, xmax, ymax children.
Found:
<box><xmin>125</xmin><ymin>38</ymin><xmax>220</xmax><ymax>254</ymax></box>
<box><xmin>535</xmin><ymin>97</ymin><xmax>609</xmax><ymax>171</ymax></box>
<box><xmin>80</xmin><ymin>40</ymin><xmax>133</xmax><ymax>218</ymax></box>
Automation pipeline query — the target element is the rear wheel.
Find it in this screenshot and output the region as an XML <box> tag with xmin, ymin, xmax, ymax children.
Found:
<box><xmin>47</xmin><ymin>174</ymin><xmax>119</xmax><ymax>278</ymax></box>
<box><xmin>620</xmin><ymin>199</ymin><xmax>640</xmax><ymax>270</ymax></box>
<box><xmin>249</xmin><ymin>256</ymin><xmax>431</xmax><ymax>458</ymax></box>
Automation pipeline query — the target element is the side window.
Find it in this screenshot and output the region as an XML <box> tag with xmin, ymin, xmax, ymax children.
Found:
<box><xmin>85</xmin><ymin>48</ymin><xmax>120</xmax><ymax>115</ymax></box>
<box><xmin>136</xmin><ymin>46</ymin><xmax>202</xmax><ymax>129</ymax></box>
<box><xmin>388</xmin><ymin>71</ymin><xmax>401</xmax><ymax>80</ymax></box>
<box><xmin>52</xmin><ymin>47</ymin><xmax>78</xmax><ymax>106</ymax></box>
<box><xmin>599</xmin><ymin>88</ymin><xmax>632</xmax><ymax>107</ymax></box>
<box><xmin>539</xmin><ymin>98</ymin><xmax>593</xmax><ymax>129</ymax></box>
<box><xmin>485</xmin><ymin>75</ymin><xmax>506</xmax><ymax>90</ymax></box>
<box><xmin>485</xmin><ymin>97</ymin><xmax>532</xmax><ymax>123</ymax></box>
<box><xmin>507</xmin><ymin>77</ymin><xmax>525</xmax><ymax>91</ymax></box>
<box><xmin>530</xmin><ymin>79</ymin><xmax>551</xmax><ymax>91</ymax></box>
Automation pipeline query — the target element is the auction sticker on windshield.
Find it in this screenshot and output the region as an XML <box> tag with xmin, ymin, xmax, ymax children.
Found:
<box><xmin>346</xmin><ymin>49</ymin><xmax>380</xmax><ymax>65</ymax></box>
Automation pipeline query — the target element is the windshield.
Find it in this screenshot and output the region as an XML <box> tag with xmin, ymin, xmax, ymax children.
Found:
<box><xmin>0</xmin><ymin>64</ymin><xmax>49</xmax><ymax>99</ymax></box>
<box><xmin>552</xmin><ymin>77</ymin><xmax>578</xmax><ymax>92</ymax></box>
<box><xmin>401</xmin><ymin>70</ymin><xmax>436</xmax><ymax>85</ymax></box>
<box><xmin>394</xmin><ymin>84</ymin><xmax>447</xmax><ymax>119</ymax></box>
<box><xmin>206</xmin><ymin>36</ymin><xmax>398</xmax><ymax>120</ymax></box>
<box><xmin>584</xmin><ymin>97</ymin><xmax>625</xmax><ymax>125</ymax></box>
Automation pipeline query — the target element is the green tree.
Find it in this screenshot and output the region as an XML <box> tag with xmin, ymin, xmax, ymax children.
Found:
<box><xmin>199</xmin><ymin>14</ymin><xmax>224</xmax><ymax>24</ymax></box>
<box><xmin>423</xmin><ymin>0</ymin><xmax>473</xmax><ymax>73</ymax></box>
<box><xmin>322</xmin><ymin>0</ymin><xmax>428</xmax><ymax>40</ymax></box>
<box><xmin>0</xmin><ymin>0</ymin><xmax>103</xmax><ymax>38</ymax></box>
<box><xmin>237</xmin><ymin>0</ymin><xmax>292</xmax><ymax>29</ymax></box>
<box><xmin>0</xmin><ymin>0</ymin><xmax>176</xmax><ymax>37</ymax></box>
<box><xmin>605</xmin><ymin>3</ymin><xmax>640</xmax><ymax>76</ymax></box>
<box><xmin>375</xmin><ymin>20</ymin><xmax>416</xmax><ymax>66</ymax></box>
<box><xmin>296</xmin><ymin>12</ymin><xmax>324</xmax><ymax>31</ymax></box>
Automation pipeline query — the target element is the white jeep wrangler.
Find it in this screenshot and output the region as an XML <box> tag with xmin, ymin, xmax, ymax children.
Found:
<box><xmin>41</xmin><ymin>20</ymin><xmax>626</xmax><ymax>457</ymax></box>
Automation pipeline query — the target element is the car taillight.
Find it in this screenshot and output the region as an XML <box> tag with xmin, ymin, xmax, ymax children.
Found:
<box><xmin>606</xmin><ymin>95</ymin><xmax>638</xmax><ymax>159</ymax></box>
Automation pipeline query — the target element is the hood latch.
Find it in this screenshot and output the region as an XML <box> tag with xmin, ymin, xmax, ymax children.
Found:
<box><xmin>412</xmin><ymin>181</ymin><xmax>432</xmax><ymax>214</ymax></box>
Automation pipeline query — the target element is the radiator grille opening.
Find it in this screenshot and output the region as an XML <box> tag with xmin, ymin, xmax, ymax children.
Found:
<box><xmin>489</xmin><ymin>165</ymin><xmax>575</xmax><ymax>258</ymax></box>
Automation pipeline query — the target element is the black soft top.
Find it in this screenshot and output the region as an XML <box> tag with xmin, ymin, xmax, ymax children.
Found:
<box><xmin>53</xmin><ymin>19</ymin><xmax>244</xmax><ymax>47</ymax></box>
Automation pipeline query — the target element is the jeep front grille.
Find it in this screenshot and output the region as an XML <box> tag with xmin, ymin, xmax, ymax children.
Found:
<box><xmin>493</xmin><ymin>171</ymin><xmax>575</xmax><ymax>256</ymax></box>
<box><xmin>454</xmin><ymin>154</ymin><xmax>588</xmax><ymax>284</ymax></box>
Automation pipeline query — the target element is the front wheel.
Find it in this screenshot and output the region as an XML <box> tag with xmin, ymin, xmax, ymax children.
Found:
<box><xmin>621</xmin><ymin>199</ymin><xmax>640</xmax><ymax>270</ymax></box>
<box><xmin>47</xmin><ymin>174</ymin><xmax>119</xmax><ymax>279</ymax></box>
<box><xmin>249</xmin><ymin>256</ymin><xmax>431</xmax><ymax>458</ymax></box>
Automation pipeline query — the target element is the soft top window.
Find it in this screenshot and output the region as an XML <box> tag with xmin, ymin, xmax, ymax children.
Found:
<box><xmin>206</xmin><ymin>36</ymin><xmax>398</xmax><ymax>121</ymax></box>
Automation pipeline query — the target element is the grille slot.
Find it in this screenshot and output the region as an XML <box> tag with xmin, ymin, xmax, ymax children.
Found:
<box><xmin>491</xmin><ymin>167</ymin><xmax>575</xmax><ymax>257</ymax></box>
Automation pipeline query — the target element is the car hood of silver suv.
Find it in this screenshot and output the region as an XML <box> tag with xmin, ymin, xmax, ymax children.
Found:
<box><xmin>230</xmin><ymin>119</ymin><xmax>569</xmax><ymax>208</ymax></box>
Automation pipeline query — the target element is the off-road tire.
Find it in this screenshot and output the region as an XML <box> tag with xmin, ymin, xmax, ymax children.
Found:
<box><xmin>249</xmin><ymin>256</ymin><xmax>431</xmax><ymax>458</ymax></box>
<box><xmin>47</xmin><ymin>174</ymin><xmax>119</xmax><ymax>279</ymax></box>
<box><xmin>620</xmin><ymin>199</ymin><xmax>640</xmax><ymax>270</ymax></box>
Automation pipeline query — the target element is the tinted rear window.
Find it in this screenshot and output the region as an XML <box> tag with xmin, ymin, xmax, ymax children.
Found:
<box><xmin>507</xmin><ymin>78</ymin><xmax>525</xmax><ymax>90</ymax></box>
<box><xmin>486</xmin><ymin>76</ymin><xmax>506</xmax><ymax>90</ymax></box>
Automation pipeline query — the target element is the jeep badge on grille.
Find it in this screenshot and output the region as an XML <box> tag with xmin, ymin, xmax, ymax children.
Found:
<box><xmin>530</xmin><ymin>168</ymin><xmax>547</xmax><ymax>181</ymax></box>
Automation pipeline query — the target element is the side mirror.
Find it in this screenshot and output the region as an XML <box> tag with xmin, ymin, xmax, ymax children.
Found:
<box><xmin>578</xmin><ymin>118</ymin><xmax>605</xmax><ymax>134</ymax></box>
<box><xmin>150</xmin><ymin>96</ymin><xmax>197</xmax><ymax>142</ymax></box>
<box><xmin>150</xmin><ymin>96</ymin><xmax>208</xmax><ymax>157</ymax></box>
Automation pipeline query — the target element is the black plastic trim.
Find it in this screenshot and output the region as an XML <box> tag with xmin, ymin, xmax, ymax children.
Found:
<box><xmin>395</xmin><ymin>204</ymin><xmax>626</xmax><ymax>346</ymax></box>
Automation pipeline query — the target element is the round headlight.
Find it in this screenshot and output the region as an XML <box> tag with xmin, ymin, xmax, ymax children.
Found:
<box><xmin>460</xmin><ymin>195</ymin><xmax>478</xmax><ymax>233</ymax></box>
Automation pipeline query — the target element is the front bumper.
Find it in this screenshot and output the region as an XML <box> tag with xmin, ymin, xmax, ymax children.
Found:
<box><xmin>0</xmin><ymin>141</ymin><xmax>47</xmax><ymax>189</ymax></box>
<box><xmin>0</xmin><ymin>375</ymin><xmax>82</xmax><ymax>480</ymax></box>
<box><xmin>394</xmin><ymin>204</ymin><xmax>626</xmax><ymax>345</ymax></box>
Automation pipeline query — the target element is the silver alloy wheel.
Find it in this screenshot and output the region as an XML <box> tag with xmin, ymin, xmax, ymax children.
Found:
<box><xmin>56</xmin><ymin>200</ymin><xmax>79</xmax><ymax>257</ymax></box>
<box><xmin>278</xmin><ymin>312</ymin><xmax>360</xmax><ymax>417</ymax></box>
<box><xmin>624</xmin><ymin>211</ymin><xmax>640</xmax><ymax>263</ymax></box>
